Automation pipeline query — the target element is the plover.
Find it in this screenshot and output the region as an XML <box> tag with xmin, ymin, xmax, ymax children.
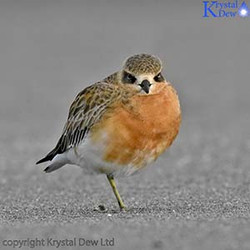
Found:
<box><xmin>37</xmin><ymin>54</ymin><xmax>181</xmax><ymax>210</ymax></box>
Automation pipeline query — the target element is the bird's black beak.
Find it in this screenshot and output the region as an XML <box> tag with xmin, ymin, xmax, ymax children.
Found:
<box><xmin>140</xmin><ymin>80</ymin><xmax>151</xmax><ymax>94</ymax></box>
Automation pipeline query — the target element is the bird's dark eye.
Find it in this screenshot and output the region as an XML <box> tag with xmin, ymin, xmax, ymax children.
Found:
<box><xmin>123</xmin><ymin>71</ymin><xmax>136</xmax><ymax>84</ymax></box>
<box><xmin>154</xmin><ymin>72</ymin><xmax>164</xmax><ymax>82</ymax></box>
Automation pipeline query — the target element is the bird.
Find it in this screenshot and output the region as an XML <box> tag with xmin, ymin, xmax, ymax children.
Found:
<box><xmin>36</xmin><ymin>54</ymin><xmax>181</xmax><ymax>210</ymax></box>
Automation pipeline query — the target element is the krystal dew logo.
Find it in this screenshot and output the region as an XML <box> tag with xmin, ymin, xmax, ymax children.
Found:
<box><xmin>203</xmin><ymin>0</ymin><xmax>249</xmax><ymax>17</ymax></box>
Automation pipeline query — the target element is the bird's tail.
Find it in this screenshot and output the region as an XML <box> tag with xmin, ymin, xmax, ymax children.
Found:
<box><xmin>36</xmin><ymin>147</ymin><xmax>58</xmax><ymax>164</ymax></box>
<box><xmin>43</xmin><ymin>162</ymin><xmax>65</xmax><ymax>173</ymax></box>
<box><xmin>37</xmin><ymin>150</ymin><xmax>68</xmax><ymax>173</ymax></box>
<box><xmin>36</xmin><ymin>134</ymin><xmax>66</xmax><ymax>164</ymax></box>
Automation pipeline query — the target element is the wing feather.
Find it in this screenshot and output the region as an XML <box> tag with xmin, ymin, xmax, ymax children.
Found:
<box><xmin>36</xmin><ymin>82</ymin><xmax>120</xmax><ymax>164</ymax></box>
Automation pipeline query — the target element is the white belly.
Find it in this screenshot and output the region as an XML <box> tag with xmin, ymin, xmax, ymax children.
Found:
<box><xmin>64</xmin><ymin>135</ymin><xmax>144</xmax><ymax>177</ymax></box>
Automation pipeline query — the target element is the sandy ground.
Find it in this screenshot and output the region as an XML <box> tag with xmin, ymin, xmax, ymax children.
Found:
<box><xmin>0</xmin><ymin>1</ymin><xmax>250</xmax><ymax>250</ymax></box>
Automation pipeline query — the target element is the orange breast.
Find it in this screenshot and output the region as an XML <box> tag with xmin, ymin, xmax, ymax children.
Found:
<box><xmin>92</xmin><ymin>83</ymin><xmax>181</xmax><ymax>168</ymax></box>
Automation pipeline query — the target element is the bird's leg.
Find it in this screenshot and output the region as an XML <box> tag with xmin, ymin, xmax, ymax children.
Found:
<box><xmin>106</xmin><ymin>174</ymin><xmax>126</xmax><ymax>211</ymax></box>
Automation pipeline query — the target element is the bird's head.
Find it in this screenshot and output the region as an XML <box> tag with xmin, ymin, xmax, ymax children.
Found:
<box><xmin>119</xmin><ymin>54</ymin><xmax>165</xmax><ymax>94</ymax></box>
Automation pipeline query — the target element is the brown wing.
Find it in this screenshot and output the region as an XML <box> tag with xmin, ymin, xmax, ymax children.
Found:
<box><xmin>36</xmin><ymin>82</ymin><xmax>121</xmax><ymax>164</ymax></box>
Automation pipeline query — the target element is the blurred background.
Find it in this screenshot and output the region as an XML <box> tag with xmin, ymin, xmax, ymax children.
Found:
<box><xmin>0</xmin><ymin>0</ymin><xmax>249</xmax><ymax>143</ymax></box>
<box><xmin>0</xmin><ymin>1</ymin><xmax>250</xmax><ymax>249</ymax></box>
